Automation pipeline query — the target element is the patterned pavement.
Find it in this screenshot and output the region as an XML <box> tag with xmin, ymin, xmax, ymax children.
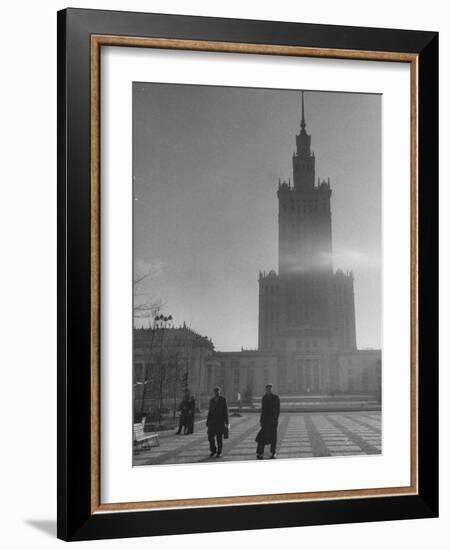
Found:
<box><xmin>133</xmin><ymin>411</ymin><xmax>381</xmax><ymax>466</ymax></box>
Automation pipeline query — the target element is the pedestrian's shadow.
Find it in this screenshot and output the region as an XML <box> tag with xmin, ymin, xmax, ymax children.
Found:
<box><xmin>25</xmin><ymin>519</ymin><xmax>56</xmax><ymax>537</ymax></box>
<box><xmin>198</xmin><ymin>456</ymin><xmax>215</xmax><ymax>463</ymax></box>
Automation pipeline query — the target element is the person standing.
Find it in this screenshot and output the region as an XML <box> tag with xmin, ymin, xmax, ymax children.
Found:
<box><xmin>185</xmin><ymin>392</ymin><xmax>195</xmax><ymax>434</ymax></box>
<box><xmin>256</xmin><ymin>384</ymin><xmax>280</xmax><ymax>459</ymax></box>
<box><xmin>206</xmin><ymin>386</ymin><xmax>229</xmax><ymax>458</ymax></box>
<box><xmin>176</xmin><ymin>389</ymin><xmax>195</xmax><ymax>435</ymax></box>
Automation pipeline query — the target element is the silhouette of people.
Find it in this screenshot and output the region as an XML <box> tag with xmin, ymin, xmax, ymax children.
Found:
<box><xmin>176</xmin><ymin>389</ymin><xmax>195</xmax><ymax>435</ymax></box>
<box><xmin>256</xmin><ymin>384</ymin><xmax>280</xmax><ymax>459</ymax></box>
<box><xmin>206</xmin><ymin>386</ymin><xmax>229</xmax><ymax>458</ymax></box>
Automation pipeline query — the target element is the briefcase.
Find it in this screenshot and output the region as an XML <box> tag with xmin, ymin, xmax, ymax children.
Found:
<box><xmin>255</xmin><ymin>428</ymin><xmax>263</xmax><ymax>443</ymax></box>
<box><xmin>224</xmin><ymin>425</ymin><xmax>229</xmax><ymax>439</ymax></box>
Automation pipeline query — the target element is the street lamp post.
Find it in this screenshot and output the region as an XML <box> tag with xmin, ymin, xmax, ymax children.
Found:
<box><xmin>155</xmin><ymin>314</ymin><xmax>173</xmax><ymax>425</ymax></box>
<box><xmin>197</xmin><ymin>344</ymin><xmax>204</xmax><ymax>413</ymax></box>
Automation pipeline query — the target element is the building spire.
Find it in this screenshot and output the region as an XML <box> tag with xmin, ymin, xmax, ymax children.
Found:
<box><xmin>300</xmin><ymin>90</ymin><xmax>306</xmax><ymax>131</ymax></box>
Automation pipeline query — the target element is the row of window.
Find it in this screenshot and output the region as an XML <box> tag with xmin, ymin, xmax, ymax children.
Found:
<box><xmin>294</xmin><ymin>161</ymin><xmax>314</xmax><ymax>171</ymax></box>
<box><xmin>262</xmin><ymin>285</ymin><xmax>279</xmax><ymax>295</ymax></box>
<box><xmin>286</xmin><ymin>310</ymin><xmax>324</xmax><ymax>323</ymax></box>
<box><xmin>281</xmin><ymin>199</ymin><xmax>327</xmax><ymax>213</ymax></box>
<box><xmin>280</xmin><ymin>219</ymin><xmax>328</xmax><ymax>227</ymax></box>
<box><xmin>279</xmin><ymin>227</ymin><xmax>327</xmax><ymax>237</ymax></box>
<box><xmin>224</xmin><ymin>360</ymin><xmax>272</xmax><ymax>369</ymax></box>
<box><xmin>296</xmin><ymin>339</ymin><xmax>319</xmax><ymax>349</ymax></box>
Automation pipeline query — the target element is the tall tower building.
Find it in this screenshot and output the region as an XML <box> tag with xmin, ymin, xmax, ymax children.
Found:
<box><xmin>279</xmin><ymin>92</ymin><xmax>332</xmax><ymax>276</ymax></box>
<box><xmin>259</xmin><ymin>92</ymin><xmax>357</xmax><ymax>393</ymax></box>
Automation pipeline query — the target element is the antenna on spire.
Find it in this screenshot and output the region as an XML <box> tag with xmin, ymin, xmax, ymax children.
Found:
<box><xmin>300</xmin><ymin>90</ymin><xmax>306</xmax><ymax>131</ymax></box>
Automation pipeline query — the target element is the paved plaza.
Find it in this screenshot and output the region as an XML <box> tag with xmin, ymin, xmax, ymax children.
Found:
<box><xmin>133</xmin><ymin>411</ymin><xmax>381</xmax><ymax>466</ymax></box>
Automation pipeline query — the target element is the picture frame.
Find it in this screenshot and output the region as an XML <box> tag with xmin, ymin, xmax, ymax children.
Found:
<box><xmin>57</xmin><ymin>7</ymin><xmax>438</xmax><ymax>541</ymax></box>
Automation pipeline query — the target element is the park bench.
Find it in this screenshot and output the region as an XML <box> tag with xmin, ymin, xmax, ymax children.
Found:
<box><xmin>133</xmin><ymin>423</ymin><xmax>160</xmax><ymax>450</ymax></box>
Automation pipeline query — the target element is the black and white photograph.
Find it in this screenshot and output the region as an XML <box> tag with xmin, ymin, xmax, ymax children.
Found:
<box><xmin>132</xmin><ymin>84</ymin><xmax>382</xmax><ymax>466</ymax></box>
<box><xmin>0</xmin><ymin>0</ymin><xmax>443</xmax><ymax>545</ymax></box>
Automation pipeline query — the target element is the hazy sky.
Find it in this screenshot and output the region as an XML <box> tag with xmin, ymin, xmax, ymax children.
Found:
<box><xmin>133</xmin><ymin>83</ymin><xmax>381</xmax><ymax>351</ymax></box>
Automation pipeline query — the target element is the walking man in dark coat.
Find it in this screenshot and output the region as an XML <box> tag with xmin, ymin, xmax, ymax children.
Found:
<box><xmin>206</xmin><ymin>386</ymin><xmax>229</xmax><ymax>458</ymax></box>
<box><xmin>256</xmin><ymin>384</ymin><xmax>280</xmax><ymax>459</ymax></box>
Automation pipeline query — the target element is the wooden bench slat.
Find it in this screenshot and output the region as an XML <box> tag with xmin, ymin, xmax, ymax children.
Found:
<box><xmin>133</xmin><ymin>424</ymin><xmax>160</xmax><ymax>448</ymax></box>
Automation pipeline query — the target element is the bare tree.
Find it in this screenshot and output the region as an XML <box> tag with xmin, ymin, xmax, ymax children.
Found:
<box><xmin>133</xmin><ymin>268</ymin><xmax>164</xmax><ymax>325</ymax></box>
<box><xmin>137</xmin><ymin>327</ymin><xmax>157</xmax><ymax>420</ymax></box>
<box><xmin>133</xmin><ymin>264</ymin><xmax>165</xmax><ymax>421</ymax></box>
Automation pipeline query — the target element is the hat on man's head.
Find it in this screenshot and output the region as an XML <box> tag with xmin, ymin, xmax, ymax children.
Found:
<box><xmin>265</xmin><ymin>383</ymin><xmax>273</xmax><ymax>389</ymax></box>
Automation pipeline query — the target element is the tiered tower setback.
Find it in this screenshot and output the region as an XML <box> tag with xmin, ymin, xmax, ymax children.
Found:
<box><xmin>258</xmin><ymin>92</ymin><xmax>357</xmax><ymax>392</ymax></box>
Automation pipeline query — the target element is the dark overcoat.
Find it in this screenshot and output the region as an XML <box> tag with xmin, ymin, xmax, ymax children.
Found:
<box><xmin>256</xmin><ymin>393</ymin><xmax>280</xmax><ymax>444</ymax></box>
<box><xmin>179</xmin><ymin>397</ymin><xmax>195</xmax><ymax>426</ymax></box>
<box><xmin>206</xmin><ymin>396</ymin><xmax>229</xmax><ymax>435</ymax></box>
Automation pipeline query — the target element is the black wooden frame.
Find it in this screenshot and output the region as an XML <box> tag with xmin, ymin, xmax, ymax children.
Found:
<box><xmin>57</xmin><ymin>8</ymin><xmax>438</xmax><ymax>541</ymax></box>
